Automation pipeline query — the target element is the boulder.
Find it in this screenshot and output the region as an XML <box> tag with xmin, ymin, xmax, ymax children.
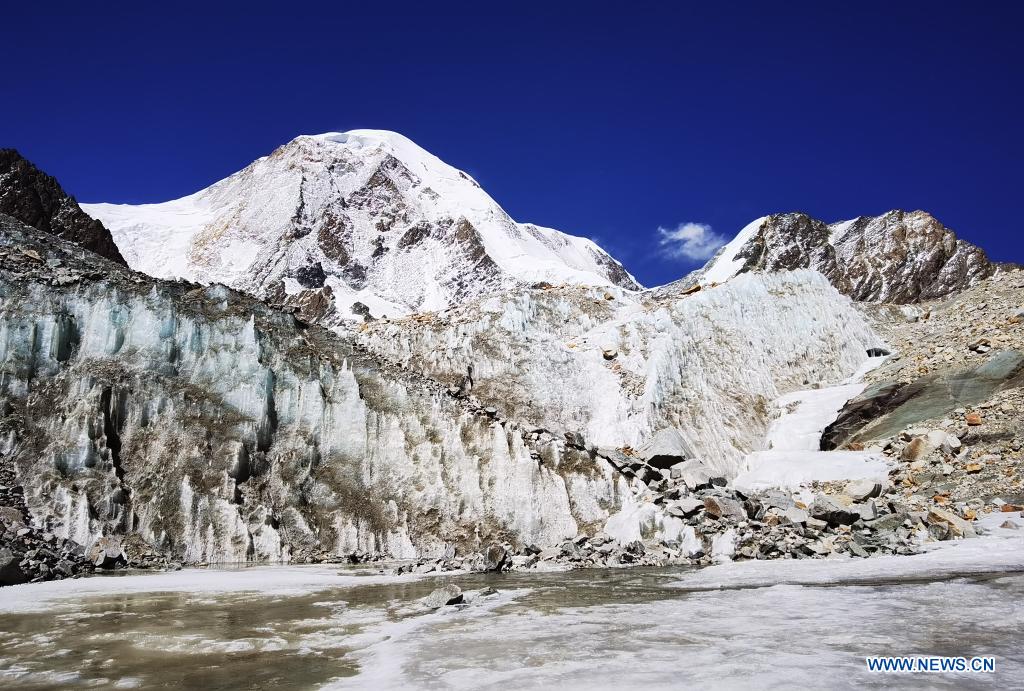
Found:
<box><xmin>843</xmin><ymin>479</ymin><xmax>882</xmax><ymax>502</ymax></box>
<box><xmin>703</xmin><ymin>496</ymin><xmax>746</xmax><ymax>521</ymax></box>
<box><xmin>483</xmin><ymin>544</ymin><xmax>510</xmax><ymax>572</ymax></box>
<box><xmin>670</xmin><ymin>460</ymin><xmax>720</xmax><ymax>491</ymax></box>
<box><xmin>666</xmin><ymin>496</ymin><xmax>703</xmax><ymax>518</ymax></box>
<box><xmin>868</xmin><ymin>512</ymin><xmax>907</xmax><ymax>532</ymax></box>
<box><xmin>940</xmin><ymin>434</ymin><xmax>962</xmax><ymax>454</ymax></box>
<box><xmin>421</xmin><ymin>584</ymin><xmax>463</xmax><ymax>608</ymax></box>
<box><xmin>927</xmin><ymin>508</ymin><xmax>977</xmax><ymax>538</ymax></box>
<box><xmin>809</xmin><ymin>496</ymin><xmax>859</xmax><ymax>526</ymax></box>
<box><xmin>759</xmin><ymin>490</ymin><xmax>796</xmax><ymax>511</ymax></box>
<box><xmin>848</xmin><ymin>542</ymin><xmax>869</xmax><ymax>558</ymax></box>
<box><xmin>0</xmin><ymin>506</ymin><xmax>24</xmax><ymax>528</ymax></box>
<box><xmin>901</xmin><ymin>436</ymin><xmax>935</xmax><ymax>461</ymax></box>
<box><xmin>87</xmin><ymin>536</ymin><xmax>125</xmax><ymax>570</ymax></box>
<box><xmin>784</xmin><ymin>507</ymin><xmax>809</xmax><ymax>524</ymax></box>
<box><xmin>854</xmin><ymin>500</ymin><xmax>878</xmax><ymax>521</ymax></box>
<box><xmin>638</xmin><ymin>428</ymin><xmax>697</xmax><ymax>470</ymax></box>
<box><xmin>901</xmin><ymin>430</ymin><xmax>960</xmax><ymax>461</ymax></box>
<box><xmin>0</xmin><ymin>548</ymin><xmax>27</xmax><ymax>585</ymax></box>
<box><xmin>599</xmin><ymin>448</ymin><xmax>644</xmax><ymax>472</ymax></box>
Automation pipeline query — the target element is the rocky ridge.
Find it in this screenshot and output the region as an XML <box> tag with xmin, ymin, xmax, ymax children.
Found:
<box><xmin>0</xmin><ymin>149</ymin><xmax>126</xmax><ymax>266</ymax></box>
<box><xmin>681</xmin><ymin>210</ymin><xmax>1012</xmax><ymax>304</ymax></box>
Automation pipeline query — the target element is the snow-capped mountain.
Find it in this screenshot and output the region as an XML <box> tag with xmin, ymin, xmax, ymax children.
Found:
<box><xmin>83</xmin><ymin>130</ymin><xmax>639</xmax><ymax>318</ymax></box>
<box><xmin>685</xmin><ymin>210</ymin><xmax>1008</xmax><ymax>303</ymax></box>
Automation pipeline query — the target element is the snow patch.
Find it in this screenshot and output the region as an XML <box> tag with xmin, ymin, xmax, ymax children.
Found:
<box><xmin>700</xmin><ymin>216</ymin><xmax>766</xmax><ymax>285</ymax></box>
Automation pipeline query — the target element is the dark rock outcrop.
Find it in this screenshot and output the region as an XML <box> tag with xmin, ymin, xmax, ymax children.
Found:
<box><xmin>0</xmin><ymin>149</ymin><xmax>126</xmax><ymax>265</ymax></box>
<box><xmin>822</xmin><ymin>350</ymin><xmax>1024</xmax><ymax>448</ymax></box>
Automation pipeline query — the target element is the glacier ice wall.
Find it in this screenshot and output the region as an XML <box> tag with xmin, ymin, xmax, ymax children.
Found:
<box><xmin>358</xmin><ymin>271</ymin><xmax>882</xmax><ymax>476</ymax></box>
<box><xmin>0</xmin><ymin>220</ymin><xmax>633</xmax><ymax>564</ymax></box>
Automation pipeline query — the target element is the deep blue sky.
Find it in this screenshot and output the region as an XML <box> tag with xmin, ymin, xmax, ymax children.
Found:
<box><xmin>4</xmin><ymin>2</ymin><xmax>1021</xmax><ymax>286</ymax></box>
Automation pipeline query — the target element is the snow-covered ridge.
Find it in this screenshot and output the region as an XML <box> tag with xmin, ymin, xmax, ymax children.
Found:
<box><xmin>83</xmin><ymin>130</ymin><xmax>639</xmax><ymax>318</ymax></box>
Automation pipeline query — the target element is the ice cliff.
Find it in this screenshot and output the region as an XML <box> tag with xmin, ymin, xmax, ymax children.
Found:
<box><xmin>357</xmin><ymin>274</ymin><xmax>882</xmax><ymax>477</ymax></box>
<box><xmin>0</xmin><ymin>214</ymin><xmax>633</xmax><ymax>564</ymax></box>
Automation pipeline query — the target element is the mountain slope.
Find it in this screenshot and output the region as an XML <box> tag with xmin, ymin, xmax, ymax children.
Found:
<box><xmin>0</xmin><ymin>149</ymin><xmax>126</xmax><ymax>265</ymax></box>
<box><xmin>83</xmin><ymin>130</ymin><xmax>639</xmax><ymax>318</ymax></box>
<box><xmin>687</xmin><ymin>210</ymin><xmax>1009</xmax><ymax>303</ymax></box>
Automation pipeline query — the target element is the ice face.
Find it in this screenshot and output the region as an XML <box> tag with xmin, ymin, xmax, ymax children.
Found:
<box><xmin>360</xmin><ymin>270</ymin><xmax>880</xmax><ymax>477</ymax></box>
<box><xmin>0</xmin><ymin>224</ymin><xmax>633</xmax><ymax>564</ymax></box>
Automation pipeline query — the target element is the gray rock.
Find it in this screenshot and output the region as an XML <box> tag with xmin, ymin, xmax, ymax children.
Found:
<box><xmin>703</xmin><ymin>496</ymin><xmax>746</xmax><ymax>521</ymax></box>
<box><xmin>666</xmin><ymin>496</ymin><xmax>704</xmax><ymax>518</ymax></box>
<box><xmin>847</xmin><ymin>542</ymin><xmax>869</xmax><ymax>558</ymax></box>
<box><xmin>854</xmin><ymin>500</ymin><xmax>878</xmax><ymax>521</ymax></box>
<box><xmin>598</xmin><ymin>448</ymin><xmax>641</xmax><ymax>471</ymax></box>
<box><xmin>809</xmin><ymin>496</ymin><xmax>860</xmax><ymax>526</ymax></box>
<box><xmin>927</xmin><ymin>507</ymin><xmax>977</xmax><ymax>538</ymax></box>
<box><xmin>421</xmin><ymin>584</ymin><xmax>463</xmax><ymax>608</ymax></box>
<box><xmin>670</xmin><ymin>460</ymin><xmax>717</xmax><ymax>490</ymax></box>
<box><xmin>638</xmin><ymin>428</ymin><xmax>697</xmax><ymax>470</ymax></box>
<box><xmin>759</xmin><ymin>490</ymin><xmax>796</xmax><ymax>511</ymax></box>
<box><xmin>805</xmin><ymin>517</ymin><xmax>828</xmax><ymax>530</ymax></box>
<box><xmin>0</xmin><ymin>548</ymin><xmax>27</xmax><ymax>585</ymax></box>
<box><xmin>87</xmin><ymin>536</ymin><xmax>125</xmax><ymax>570</ymax></box>
<box><xmin>843</xmin><ymin>480</ymin><xmax>882</xmax><ymax>502</ymax></box>
<box><xmin>867</xmin><ymin>512</ymin><xmax>906</xmax><ymax>532</ymax></box>
<box><xmin>784</xmin><ymin>507</ymin><xmax>809</xmax><ymax>524</ymax></box>
<box><xmin>0</xmin><ymin>506</ymin><xmax>24</xmax><ymax>528</ymax></box>
<box><xmin>483</xmin><ymin>544</ymin><xmax>510</xmax><ymax>572</ymax></box>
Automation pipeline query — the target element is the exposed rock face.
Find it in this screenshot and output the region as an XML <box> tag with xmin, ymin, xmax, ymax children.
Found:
<box><xmin>83</xmin><ymin>130</ymin><xmax>639</xmax><ymax>320</ymax></box>
<box><xmin>0</xmin><ymin>149</ymin><xmax>126</xmax><ymax>265</ymax></box>
<box><xmin>0</xmin><ymin>213</ymin><xmax>634</xmax><ymax>566</ymax></box>
<box><xmin>825</xmin><ymin>268</ymin><xmax>1024</xmax><ymax>449</ymax></box>
<box><xmin>686</xmin><ymin>210</ymin><xmax>1011</xmax><ymax>303</ymax></box>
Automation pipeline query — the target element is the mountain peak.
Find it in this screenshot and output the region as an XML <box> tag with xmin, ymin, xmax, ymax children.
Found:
<box><xmin>688</xmin><ymin>209</ymin><xmax>1010</xmax><ymax>303</ymax></box>
<box><xmin>83</xmin><ymin>131</ymin><xmax>639</xmax><ymax>320</ymax></box>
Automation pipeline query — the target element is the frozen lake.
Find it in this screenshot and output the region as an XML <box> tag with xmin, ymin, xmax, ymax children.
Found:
<box><xmin>2</xmin><ymin>533</ymin><xmax>1023</xmax><ymax>690</ymax></box>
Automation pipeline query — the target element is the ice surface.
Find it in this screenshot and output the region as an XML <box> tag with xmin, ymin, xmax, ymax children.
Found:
<box><xmin>732</xmin><ymin>355</ymin><xmax>892</xmax><ymax>493</ymax></box>
<box><xmin>0</xmin><ymin>566</ymin><xmax>415</xmax><ymax>614</ymax></box>
<box><xmin>362</xmin><ymin>270</ymin><xmax>881</xmax><ymax>478</ymax></box>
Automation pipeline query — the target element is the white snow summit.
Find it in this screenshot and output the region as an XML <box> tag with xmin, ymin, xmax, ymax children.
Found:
<box><xmin>84</xmin><ymin>130</ymin><xmax>639</xmax><ymax>318</ymax></box>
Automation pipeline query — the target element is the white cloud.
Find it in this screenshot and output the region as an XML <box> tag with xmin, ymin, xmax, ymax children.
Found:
<box><xmin>657</xmin><ymin>222</ymin><xmax>728</xmax><ymax>261</ymax></box>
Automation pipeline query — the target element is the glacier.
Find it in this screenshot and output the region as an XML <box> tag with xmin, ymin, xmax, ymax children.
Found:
<box><xmin>0</xmin><ymin>212</ymin><xmax>886</xmax><ymax>566</ymax></box>
<box><xmin>357</xmin><ymin>271</ymin><xmax>881</xmax><ymax>477</ymax></box>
